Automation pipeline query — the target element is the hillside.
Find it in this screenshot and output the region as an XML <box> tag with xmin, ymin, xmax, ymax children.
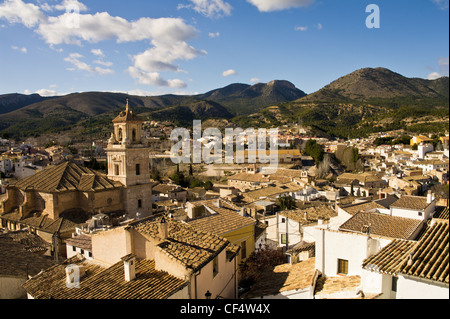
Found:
<box><xmin>0</xmin><ymin>93</ymin><xmax>54</xmax><ymax>115</ymax></box>
<box><xmin>233</xmin><ymin>68</ymin><xmax>449</xmax><ymax>138</ymax></box>
<box><xmin>0</xmin><ymin>68</ymin><xmax>448</xmax><ymax>141</ymax></box>
<box><xmin>196</xmin><ymin>80</ymin><xmax>307</xmax><ymax>115</ymax></box>
<box><xmin>143</xmin><ymin>100</ymin><xmax>234</xmax><ymax>126</ymax></box>
<box><xmin>299</xmin><ymin>67</ymin><xmax>449</xmax><ymax>103</ymax></box>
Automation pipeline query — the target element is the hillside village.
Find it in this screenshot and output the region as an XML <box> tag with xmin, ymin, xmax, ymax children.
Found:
<box><xmin>0</xmin><ymin>101</ymin><xmax>449</xmax><ymax>300</ymax></box>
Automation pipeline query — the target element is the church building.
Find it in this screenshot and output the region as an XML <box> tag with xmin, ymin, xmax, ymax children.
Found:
<box><xmin>0</xmin><ymin>100</ymin><xmax>153</xmax><ymax>256</ymax></box>
<box><xmin>106</xmin><ymin>99</ymin><xmax>152</xmax><ymax>219</ymax></box>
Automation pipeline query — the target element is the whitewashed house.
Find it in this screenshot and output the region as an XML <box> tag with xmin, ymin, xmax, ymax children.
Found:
<box><xmin>361</xmin><ymin>219</ymin><xmax>448</xmax><ymax>299</ymax></box>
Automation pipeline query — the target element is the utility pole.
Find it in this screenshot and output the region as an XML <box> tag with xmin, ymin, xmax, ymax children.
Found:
<box><xmin>285</xmin><ymin>217</ymin><xmax>289</xmax><ymax>252</ymax></box>
<box><xmin>90</xmin><ymin>117</ymin><xmax>93</xmax><ymax>159</ymax></box>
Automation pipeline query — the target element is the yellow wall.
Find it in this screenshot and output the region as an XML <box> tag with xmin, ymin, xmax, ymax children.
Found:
<box><xmin>220</xmin><ymin>224</ymin><xmax>255</xmax><ymax>264</ymax></box>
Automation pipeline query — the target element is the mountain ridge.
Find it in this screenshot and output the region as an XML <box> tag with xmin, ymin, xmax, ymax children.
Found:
<box><xmin>0</xmin><ymin>68</ymin><xmax>448</xmax><ymax>140</ymax></box>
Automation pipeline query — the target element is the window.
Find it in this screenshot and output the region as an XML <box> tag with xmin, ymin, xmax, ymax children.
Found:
<box><xmin>418</xmin><ymin>211</ymin><xmax>423</xmax><ymax>217</ymax></box>
<box><xmin>72</xmin><ymin>246</ymin><xmax>76</xmax><ymax>252</ymax></box>
<box><xmin>337</xmin><ymin>259</ymin><xmax>349</xmax><ymax>275</ymax></box>
<box><xmin>138</xmin><ymin>199</ymin><xmax>142</xmax><ymax>208</ymax></box>
<box><xmin>132</xmin><ymin>129</ymin><xmax>137</xmax><ymax>142</ymax></box>
<box><xmin>114</xmin><ymin>164</ymin><xmax>120</xmax><ymax>176</ymax></box>
<box><xmin>136</xmin><ymin>164</ymin><xmax>140</xmax><ymax>176</ymax></box>
<box><xmin>212</xmin><ymin>257</ymin><xmax>219</xmax><ymax>278</ymax></box>
<box><xmin>80</xmin><ymin>249</ymin><xmax>84</xmax><ymax>255</ymax></box>
<box><xmin>281</xmin><ymin>233</ymin><xmax>287</xmax><ymax>245</ymax></box>
<box><xmin>88</xmin><ymin>251</ymin><xmax>92</xmax><ymax>258</ymax></box>
<box><xmin>281</xmin><ymin>218</ymin><xmax>286</xmax><ymax>223</ymax></box>
<box><xmin>241</xmin><ymin>241</ymin><xmax>247</xmax><ymax>260</ymax></box>
<box><xmin>392</xmin><ymin>276</ymin><xmax>398</xmax><ymax>292</ymax></box>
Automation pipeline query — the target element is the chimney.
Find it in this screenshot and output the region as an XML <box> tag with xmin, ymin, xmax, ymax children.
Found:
<box><xmin>427</xmin><ymin>191</ymin><xmax>433</xmax><ymax>204</ymax></box>
<box><xmin>122</xmin><ymin>254</ymin><xmax>136</xmax><ymax>282</ymax></box>
<box><xmin>158</xmin><ymin>216</ymin><xmax>168</xmax><ymax>240</ymax></box>
<box><xmin>65</xmin><ymin>263</ymin><xmax>85</xmax><ymax>288</ymax></box>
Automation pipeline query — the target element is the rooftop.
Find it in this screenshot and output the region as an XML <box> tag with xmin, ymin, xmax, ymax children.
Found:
<box><xmin>363</xmin><ymin>219</ymin><xmax>449</xmax><ymax>284</ymax></box>
<box><xmin>131</xmin><ymin>215</ymin><xmax>239</xmax><ymax>272</ymax></box>
<box><xmin>242</xmin><ymin>258</ymin><xmax>316</xmax><ymax>299</ymax></box>
<box><xmin>279</xmin><ymin>205</ymin><xmax>337</xmax><ymax>225</ymax></box>
<box><xmin>65</xmin><ymin>234</ymin><xmax>92</xmax><ymax>251</ymax></box>
<box><xmin>0</xmin><ymin>231</ymin><xmax>54</xmax><ymax>278</ymax></box>
<box><xmin>187</xmin><ymin>199</ymin><xmax>256</xmax><ymax>236</ymax></box>
<box><xmin>9</xmin><ymin>161</ymin><xmax>122</xmax><ymax>193</ymax></box>
<box><xmin>339</xmin><ymin>212</ymin><xmax>423</xmax><ymax>240</ymax></box>
<box><xmin>23</xmin><ymin>255</ymin><xmax>187</xmax><ymax>299</ymax></box>
<box><xmin>390</xmin><ymin>195</ymin><xmax>432</xmax><ymax>211</ymax></box>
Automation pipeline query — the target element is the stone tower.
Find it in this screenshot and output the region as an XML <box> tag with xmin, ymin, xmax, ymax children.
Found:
<box><xmin>106</xmin><ymin>99</ymin><xmax>152</xmax><ymax>219</ymax></box>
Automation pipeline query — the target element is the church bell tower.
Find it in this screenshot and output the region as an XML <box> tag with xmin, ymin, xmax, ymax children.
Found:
<box><xmin>106</xmin><ymin>99</ymin><xmax>152</xmax><ymax>219</ymax></box>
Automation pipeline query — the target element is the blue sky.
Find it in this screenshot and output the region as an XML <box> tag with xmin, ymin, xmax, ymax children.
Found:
<box><xmin>0</xmin><ymin>0</ymin><xmax>448</xmax><ymax>97</ymax></box>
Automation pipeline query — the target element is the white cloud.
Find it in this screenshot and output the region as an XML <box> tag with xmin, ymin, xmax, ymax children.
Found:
<box><xmin>222</xmin><ymin>69</ymin><xmax>237</xmax><ymax>77</ymax></box>
<box><xmin>294</xmin><ymin>26</ymin><xmax>307</xmax><ymax>31</ymax></box>
<box><xmin>438</xmin><ymin>56</ymin><xmax>449</xmax><ymax>75</ymax></box>
<box><xmin>431</xmin><ymin>0</ymin><xmax>449</xmax><ymax>10</ymax></box>
<box><xmin>25</xmin><ymin>88</ymin><xmax>67</xmax><ymax>97</ymax></box>
<box><xmin>94</xmin><ymin>60</ymin><xmax>113</xmax><ymax>67</ymax></box>
<box><xmin>179</xmin><ymin>0</ymin><xmax>233</xmax><ymax>18</ymax></box>
<box><xmin>317</xmin><ymin>23</ymin><xmax>322</xmax><ymax>30</ymax></box>
<box><xmin>0</xmin><ymin>0</ymin><xmax>47</xmax><ymax>28</ymax></box>
<box><xmin>1</xmin><ymin>0</ymin><xmax>206</xmax><ymax>89</ymax></box>
<box><xmin>427</xmin><ymin>72</ymin><xmax>442</xmax><ymax>80</ymax></box>
<box><xmin>11</xmin><ymin>45</ymin><xmax>27</xmax><ymax>53</ymax></box>
<box><xmin>53</xmin><ymin>0</ymin><xmax>88</xmax><ymax>12</ymax></box>
<box><xmin>35</xmin><ymin>88</ymin><xmax>58</xmax><ymax>96</ymax></box>
<box><xmin>247</xmin><ymin>0</ymin><xmax>314</xmax><ymax>12</ymax></box>
<box><xmin>250</xmin><ymin>77</ymin><xmax>260</xmax><ymax>83</ymax></box>
<box><xmin>64</xmin><ymin>52</ymin><xmax>114</xmax><ymax>75</ymax></box>
<box><xmin>209</xmin><ymin>31</ymin><xmax>220</xmax><ymax>38</ymax></box>
<box><xmin>426</xmin><ymin>56</ymin><xmax>449</xmax><ymax>80</ymax></box>
<box><xmin>127</xmin><ymin>66</ymin><xmax>187</xmax><ymax>88</ymax></box>
<box><xmin>91</xmin><ymin>48</ymin><xmax>104</xmax><ymax>57</ymax></box>
<box><xmin>39</xmin><ymin>2</ymin><xmax>53</xmax><ymax>12</ymax></box>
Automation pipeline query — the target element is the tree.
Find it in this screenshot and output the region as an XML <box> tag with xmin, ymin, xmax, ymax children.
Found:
<box><xmin>278</xmin><ymin>195</ymin><xmax>296</xmax><ymax>211</ymax></box>
<box><xmin>316</xmin><ymin>154</ymin><xmax>332</xmax><ymax>179</ymax></box>
<box><xmin>304</xmin><ymin>140</ymin><xmax>324</xmax><ymax>164</ymax></box>
<box><xmin>204</xmin><ymin>180</ymin><xmax>214</xmax><ymax>191</ymax></box>
<box><xmin>239</xmin><ymin>249</ymin><xmax>286</xmax><ymax>289</ymax></box>
<box><xmin>151</xmin><ymin>167</ymin><xmax>161</xmax><ymax>181</ymax></box>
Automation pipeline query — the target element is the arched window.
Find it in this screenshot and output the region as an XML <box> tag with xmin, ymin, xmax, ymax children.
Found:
<box><xmin>132</xmin><ymin>129</ymin><xmax>137</xmax><ymax>142</ymax></box>
<box><xmin>118</xmin><ymin>128</ymin><xmax>123</xmax><ymax>141</ymax></box>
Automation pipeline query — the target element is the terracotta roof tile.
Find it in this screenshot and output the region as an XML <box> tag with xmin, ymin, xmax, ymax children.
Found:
<box><xmin>0</xmin><ymin>231</ymin><xmax>54</xmax><ymax>277</ymax></box>
<box><xmin>11</xmin><ymin>162</ymin><xmax>122</xmax><ymax>193</ymax></box>
<box><xmin>391</xmin><ymin>195</ymin><xmax>432</xmax><ymax>211</ymax></box>
<box><xmin>23</xmin><ymin>255</ymin><xmax>186</xmax><ymax>299</ymax></box>
<box><xmin>339</xmin><ymin>212</ymin><xmax>422</xmax><ymax>240</ymax></box>
<box><xmin>131</xmin><ymin>216</ymin><xmax>235</xmax><ymax>272</ymax></box>
<box><xmin>363</xmin><ymin>219</ymin><xmax>449</xmax><ymax>284</ymax></box>
<box><xmin>242</xmin><ymin>258</ymin><xmax>316</xmax><ymax>298</ymax></box>
<box><xmin>187</xmin><ymin>199</ymin><xmax>256</xmax><ymax>236</ymax></box>
<box><xmin>65</xmin><ymin>234</ymin><xmax>92</xmax><ymax>251</ymax></box>
<box><xmin>279</xmin><ymin>205</ymin><xmax>337</xmax><ymax>225</ymax></box>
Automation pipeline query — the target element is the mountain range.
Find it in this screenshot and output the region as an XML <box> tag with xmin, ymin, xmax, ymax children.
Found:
<box><xmin>0</xmin><ymin>67</ymin><xmax>448</xmax><ymax>140</ymax></box>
